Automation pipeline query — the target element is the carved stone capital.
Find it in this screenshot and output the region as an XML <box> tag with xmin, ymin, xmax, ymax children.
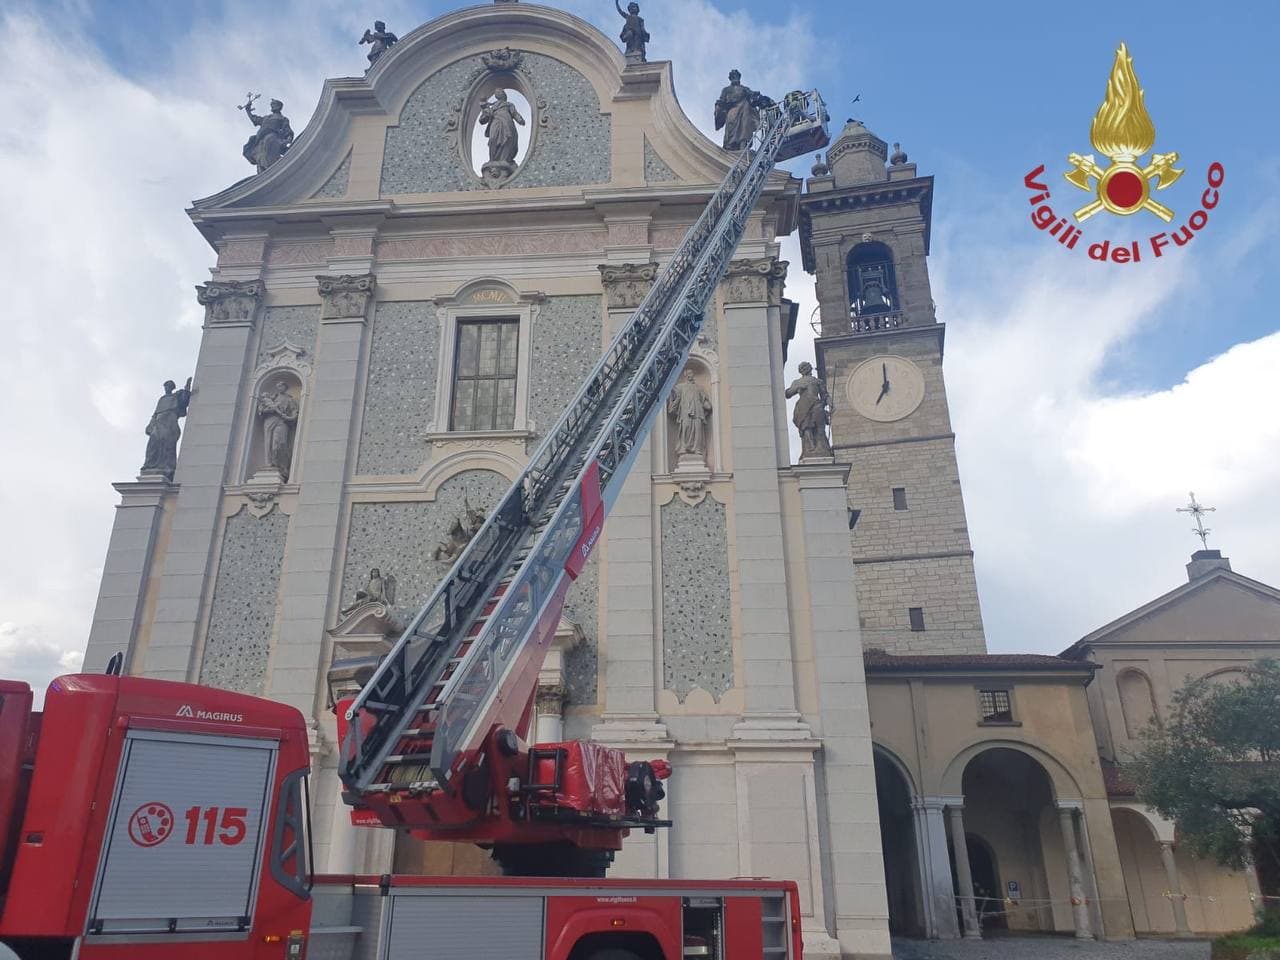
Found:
<box><xmin>598</xmin><ymin>262</ymin><xmax>658</xmax><ymax>310</ymax></box>
<box><xmin>722</xmin><ymin>257</ymin><xmax>788</xmax><ymax>305</ymax></box>
<box><xmin>317</xmin><ymin>273</ymin><xmax>375</xmax><ymax>320</ymax></box>
<box><xmin>536</xmin><ymin>681</ymin><xmax>567</xmax><ymax>714</ymax></box>
<box><xmin>196</xmin><ymin>279</ymin><xmax>262</xmax><ymax>323</ymax></box>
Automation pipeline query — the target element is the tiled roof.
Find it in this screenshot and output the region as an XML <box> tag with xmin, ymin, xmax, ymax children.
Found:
<box><xmin>862</xmin><ymin>652</ymin><xmax>1097</xmax><ymax>673</ymax></box>
<box><xmin>1102</xmin><ymin>760</ymin><xmax>1137</xmax><ymax>797</ymax></box>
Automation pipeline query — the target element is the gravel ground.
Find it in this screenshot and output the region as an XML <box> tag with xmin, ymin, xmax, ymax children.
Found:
<box><xmin>891</xmin><ymin>935</ymin><xmax>1211</xmax><ymax>960</ymax></box>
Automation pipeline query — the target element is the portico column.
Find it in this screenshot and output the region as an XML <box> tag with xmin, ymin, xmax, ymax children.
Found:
<box><xmin>1158</xmin><ymin>841</ymin><xmax>1192</xmax><ymax>937</ymax></box>
<box><xmin>1241</xmin><ymin>822</ymin><xmax>1265</xmax><ymax>922</ymax></box>
<box><xmin>1057</xmin><ymin>805</ymin><xmax>1093</xmax><ymax>939</ymax></box>
<box><xmin>911</xmin><ymin>798</ymin><xmax>960</xmax><ymax>939</ymax></box>
<box><xmin>945</xmin><ymin>802</ymin><xmax>981</xmax><ymax>939</ymax></box>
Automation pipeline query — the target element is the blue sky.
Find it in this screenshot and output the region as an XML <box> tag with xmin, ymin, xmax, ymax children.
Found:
<box><xmin>0</xmin><ymin>0</ymin><xmax>1277</xmax><ymax>692</ymax></box>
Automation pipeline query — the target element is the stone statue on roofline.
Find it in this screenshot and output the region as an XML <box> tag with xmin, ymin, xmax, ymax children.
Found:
<box><xmin>785</xmin><ymin>361</ymin><xmax>833</xmax><ymax>461</ymax></box>
<box><xmin>714</xmin><ymin>69</ymin><xmax>771</xmax><ymax>152</ymax></box>
<box><xmin>359</xmin><ymin>21</ymin><xmax>398</xmax><ymax>66</ymax></box>
<box><xmin>140</xmin><ymin>378</ymin><xmax>194</xmax><ymax>480</ymax></box>
<box><xmin>240</xmin><ymin>94</ymin><xmax>294</xmax><ymax>173</ymax></box>
<box><xmin>615</xmin><ymin>0</ymin><xmax>649</xmax><ymax>63</ymax></box>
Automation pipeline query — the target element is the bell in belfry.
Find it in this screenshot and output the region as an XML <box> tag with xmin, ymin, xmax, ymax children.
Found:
<box><xmin>860</xmin><ymin>277</ymin><xmax>891</xmax><ymax>314</ymax></box>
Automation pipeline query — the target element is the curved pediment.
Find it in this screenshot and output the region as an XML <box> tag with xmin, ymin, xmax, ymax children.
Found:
<box><xmin>190</xmin><ymin>3</ymin><xmax>782</xmax><ymax>214</ymax></box>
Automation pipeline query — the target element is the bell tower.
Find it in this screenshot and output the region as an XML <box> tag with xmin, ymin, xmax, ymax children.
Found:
<box><xmin>798</xmin><ymin>122</ymin><xmax>986</xmax><ymax>654</ymax></box>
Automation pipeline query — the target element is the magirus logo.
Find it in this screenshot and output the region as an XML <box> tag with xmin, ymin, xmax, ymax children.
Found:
<box><xmin>175</xmin><ymin>704</ymin><xmax>244</xmax><ymax>723</ymax></box>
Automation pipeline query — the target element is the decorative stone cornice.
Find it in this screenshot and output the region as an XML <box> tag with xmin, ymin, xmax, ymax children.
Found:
<box><xmin>598</xmin><ymin>262</ymin><xmax>658</xmax><ymax>310</ymax></box>
<box><xmin>196</xmin><ymin>279</ymin><xmax>262</xmax><ymax>324</ymax></box>
<box><xmin>317</xmin><ymin>273</ymin><xmax>375</xmax><ymax>320</ymax></box>
<box><xmin>722</xmin><ymin>257</ymin><xmax>788</xmax><ymax>306</ymax></box>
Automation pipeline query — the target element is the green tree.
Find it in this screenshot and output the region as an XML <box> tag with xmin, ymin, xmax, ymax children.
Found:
<box><xmin>1127</xmin><ymin>658</ymin><xmax>1280</xmax><ymax>887</ymax></box>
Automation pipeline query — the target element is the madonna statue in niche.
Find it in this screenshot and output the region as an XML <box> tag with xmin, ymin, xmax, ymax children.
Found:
<box><xmin>478</xmin><ymin>89</ymin><xmax>525</xmax><ymax>185</ymax></box>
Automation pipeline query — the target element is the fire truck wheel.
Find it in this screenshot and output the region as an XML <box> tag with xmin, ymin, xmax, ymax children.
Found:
<box><xmin>585</xmin><ymin>951</ymin><xmax>642</xmax><ymax>960</ymax></box>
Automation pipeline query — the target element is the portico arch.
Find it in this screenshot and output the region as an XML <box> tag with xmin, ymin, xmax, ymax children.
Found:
<box><xmin>937</xmin><ymin>738</ymin><xmax>1083</xmax><ymax>801</ymax></box>
<box><xmin>873</xmin><ymin>744</ymin><xmax>924</xmax><ymax>936</ymax></box>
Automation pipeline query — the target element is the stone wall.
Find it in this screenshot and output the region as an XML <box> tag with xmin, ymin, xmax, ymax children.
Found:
<box><xmin>199</xmin><ymin>507</ymin><xmax>289</xmax><ymax>694</ymax></box>
<box><xmin>845</xmin><ymin>437</ymin><xmax>973</xmax><ymax>559</ymax></box>
<box><xmin>529</xmin><ymin>295</ymin><xmax>604</xmax><ymax>434</ymax></box>
<box><xmin>256</xmin><ymin>305</ymin><xmax>318</xmax><ymax>363</ymax></box>
<box><xmin>660</xmin><ymin>495</ymin><xmax>733</xmax><ymax>700</ymax></box>
<box><xmin>341</xmin><ymin>470</ymin><xmax>510</xmax><ymax>627</ymax></box>
<box><xmin>380</xmin><ymin>51</ymin><xmax>610</xmax><ymax>195</ymax></box>
<box><xmin>356</xmin><ymin>301</ymin><xmax>438</xmax><ymax>476</ymax></box>
<box><xmin>854</xmin><ymin>554</ymin><xmax>985</xmax><ymax>654</ymax></box>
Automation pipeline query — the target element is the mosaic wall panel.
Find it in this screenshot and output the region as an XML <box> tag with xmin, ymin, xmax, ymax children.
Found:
<box><xmin>562</xmin><ymin>552</ymin><xmax>599</xmax><ymax>706</ymax></box>
<box><xmin>312</xmin><ymin>149</ymin><xmax>351</xmax><ymax>199</ymax></box>
<box><xmin>199</xmin><ymin>507</ymin><xmax>289</xmax><ymax>695</ymax></box>
<box><xmin>660</xmin><ymin>495</ymin><xmax>733</xmax><ymax>701</ymax></box>
<box><xmin>529</xmin><ymin>296</ymin><xmax>603</xmax><ymax>434</ymax></box>
<box><xmin>340</xmin><ymin>470</ymin><xmax>510</xmax><ymax>628</ymax></box>
<box><xmin>356</xmin><ymin>301</ymin><xmax>439</xmax><ymax>476</ymax></box>
<box><xmin>380</xmin><ymin>52</ymin><xmax>610</xmax><ymax>195</ymax></box>
<box><xmin>643</xmin><ymin>136</ymin><xmax>677</xmax><ymax>183</ymax></box>
<box><xmin>256</xmin><ymin>305</ymin><xmax>318</xmax><ymax>364</ymax></box>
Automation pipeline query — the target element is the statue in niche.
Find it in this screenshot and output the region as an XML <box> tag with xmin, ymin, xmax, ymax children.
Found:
<box><xmin>714</xmin><ymin>69</ymin><xmax>770</xmax><ymax>152</ymax></box>
<box><xmin>140</xmin><ymin>378</ymin><xmax>194</xmax><ymax>480</ymax></box>
<box><xmin>785</xmin><ymin>361</ymin><xmax>834</xmax><ymax>460</ymax></box>
<box><xmin>433</xmin><ymin>498</ymin><xmax>487</xmax><ymax>562</ymax></box>
<box><xmin>240</xmin><ymin>95</ymin><xmax>294</xmax><ymax>173</ymax></box>
<box><xmin>257</xmin><ymin>379</ymin><xmax>299</xmax><ymax>480</ymax></box>
<box><xmin>341</xmin><ymin>567</ymin><xmax>396</xmax><ymax>618</ymax></box>
<box><xmin>667</xmin><ymin>369</ymin><xmax>712</xmax><ymax>468</ymax></box>
<box><xmin>478</xmin><ymin>89</ymin><xmax>525</xmax><ymax>184</ymax></box>
<box><xmin>359</xmin><ymin>21</ymin><xmax>398</xmax><ymax>66</ymax></box>
<box><xmin>615</xmin><ymin>0</ymin><xmax>650</xmax><ymax>63</ymax></box>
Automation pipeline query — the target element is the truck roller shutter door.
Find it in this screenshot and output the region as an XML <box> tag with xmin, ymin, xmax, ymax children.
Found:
<box><xmin>87</xmin><ymin>730</ymin><xmax>277</xmax><ymax>935</ymax></box>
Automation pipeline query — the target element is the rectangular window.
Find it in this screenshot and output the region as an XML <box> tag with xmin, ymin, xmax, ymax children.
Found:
<box><xmin>451</xmin><ymin>318</ymin><xmax>519</xmax><ymax>432</ymax></box>
<box><xmin>892</xmin><ymin>487</ymin><xmax>908</xmax><ymax>511</ymax></box>
<box><xmin>908</xmin><ymin>607</ymin><xmax>925</xmax><ymax>632</ymax></box>
<box><xmin>979</xmin><ymin>689</ymin><xmax>1014</xmax><ymax>723</ymax></box>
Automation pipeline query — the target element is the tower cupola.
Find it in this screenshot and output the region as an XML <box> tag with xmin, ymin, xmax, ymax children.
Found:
<box><xmin>827</xmin><ymin>119</ymin><xmax>888</xmax><ymax>187</ymax></box>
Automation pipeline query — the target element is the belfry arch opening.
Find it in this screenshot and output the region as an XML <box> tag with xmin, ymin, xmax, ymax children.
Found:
<box><xmin>846</xmin><ymin>241</ymin><xmax>898</xmax><ymax>318</ymax></box>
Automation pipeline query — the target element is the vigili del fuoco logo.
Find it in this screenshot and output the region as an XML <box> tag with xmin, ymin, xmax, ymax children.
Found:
<box><xmin>1023</xmin><ymin>42</ymin><xmax>1224</xmax><ymax>264</ymax></box>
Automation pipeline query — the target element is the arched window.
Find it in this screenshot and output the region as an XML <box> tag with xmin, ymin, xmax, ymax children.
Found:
<box><xmin>847</xmin><ymin>242</ymin><xmax>899</xmax><ymax>318</ymax></box>
<box><xmin>1117</xmin><ymin>668</ymin><xmax>1160</xmax><ymax>739</ymax></box>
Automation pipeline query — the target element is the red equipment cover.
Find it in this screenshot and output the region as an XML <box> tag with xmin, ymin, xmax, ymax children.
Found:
<box><xmin>535</xmin><ymin>740</ymin><xmax>625</xmax><ymax>815</ymax></box>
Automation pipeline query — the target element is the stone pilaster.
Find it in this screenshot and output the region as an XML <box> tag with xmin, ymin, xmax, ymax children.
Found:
<box><xmin>142</xmin><ymin>279</ymin><xmax>262</xmax><ymax>681</ymax></box>
<box><xmin>266</xmin><ymin>274</ymin><xmax>374</xmax><ymax>713</ymax></box>
<box><xmin>793</xmin><ymin>462</ymin><xmax>891</xmax><ymax>956</ymax></box>
<box><xmin>721</xmin><ymin>257</ymin><xmax>802</xmax><ymax>723</ymax></box>
<box><xmin>83</xmin><ymin>476</ymin><xmax>176</xmax><ymax>672</ymax></box>
<box><xmin>594</xmin><ymin>265</ymin><xmax>666</xmax><ymax>740</ymax></box>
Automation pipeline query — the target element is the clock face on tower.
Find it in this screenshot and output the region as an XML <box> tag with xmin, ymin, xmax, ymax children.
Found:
<box><xmin>847</xmin><ymin>355</ymin><xmax>926</xmax><ymax>422</ymax></box>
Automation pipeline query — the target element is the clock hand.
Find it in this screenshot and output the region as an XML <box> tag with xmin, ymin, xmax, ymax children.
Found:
<box><xmin>882</xmin><ymin>362</ymin><xmax>889</xmax><ymax>387</ymax></box>
<box><xmin>875</xmin><ymin>381</ymin><xmax>889</xmax><ymax>404</ymax></box>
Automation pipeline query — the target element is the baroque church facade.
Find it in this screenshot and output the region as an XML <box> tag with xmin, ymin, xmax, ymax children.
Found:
<box><xmin>83</xmin><ymin>3</ymin><xmax>1275</xmax><ymax>956</ymax></box>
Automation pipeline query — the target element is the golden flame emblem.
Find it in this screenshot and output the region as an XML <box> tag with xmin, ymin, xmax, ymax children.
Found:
<box><xmin>1065</xmin><ymin>43</ymin><xmax>1182</xmax><ymax>222</ymax></box>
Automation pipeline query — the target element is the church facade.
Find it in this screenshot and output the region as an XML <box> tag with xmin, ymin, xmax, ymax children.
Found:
<box><xmin>82</xmin><ymin>3</ymin><xmax>1275</xmax><ymax>956</ymax></box>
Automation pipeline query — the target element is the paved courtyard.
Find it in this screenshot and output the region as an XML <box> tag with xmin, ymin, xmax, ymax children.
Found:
<box><xmin>892</xmin><ymin>936</ymin><xmax>1211</xmax><ymax>960</ymax></box>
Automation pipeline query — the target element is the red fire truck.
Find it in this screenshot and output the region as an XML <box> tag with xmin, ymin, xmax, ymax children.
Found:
<box><xmin>0</xmin><ymin>673</ymin><xmax>801</xmax><ymax>960</ymax></box>
<box><xmin>0</xmin><ymin>89</ymin><xmax>829</xmax><ymax>960</ymax></box>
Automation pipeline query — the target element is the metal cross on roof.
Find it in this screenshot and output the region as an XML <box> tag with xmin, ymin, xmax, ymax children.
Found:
<box><xmin>1176</xmin><ymin>491</ymin><xmax>1215</xmax><ymax>549</ymax></box>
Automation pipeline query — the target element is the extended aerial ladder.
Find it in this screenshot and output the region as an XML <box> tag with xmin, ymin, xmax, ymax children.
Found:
<box><xmin>336</xmin><ymin>91</ymin><xmax>829</xmax><ymax>874</ymax></box>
